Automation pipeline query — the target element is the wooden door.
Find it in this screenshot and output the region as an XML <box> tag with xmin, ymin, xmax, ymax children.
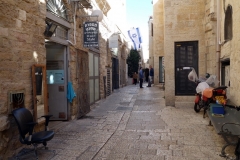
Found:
<box><xmin>77</xmin><ymin>50</ymin><xmax>90</xmax><ymax>118</ymax></box>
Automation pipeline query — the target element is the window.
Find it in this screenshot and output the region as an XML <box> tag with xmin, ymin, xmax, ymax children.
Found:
<box><xmin>151</xmin><ymin>23</ymin><xmax>153</xmax><ymax>37</ymax></box>
<box><xmin>47</xmin><ymin>0</ymin><xmax>68</xmax><ymax>20</ymax></box>
<box><xmin>224</xmin><ymin>5</ymin><xmax>233</xmax><ymax>41</ymax></box>
<box><xmin>221</xmin><ymin>60</ymin><xmax>230</xmax><ymax>86</ymax></box>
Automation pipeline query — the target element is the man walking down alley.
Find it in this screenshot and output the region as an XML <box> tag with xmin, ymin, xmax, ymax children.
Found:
<box><xmin>15</xmin><ymin>84</ymin><xmax>235</xmax><ymax>159</ymax></box>
<box><xmin>148</xmin><ymin>65</ymin><xmax>154</xmax><ymax>87</ymax></box>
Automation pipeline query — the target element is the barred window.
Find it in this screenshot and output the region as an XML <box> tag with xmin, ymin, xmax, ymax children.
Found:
<box><xmin>224</xmin><ymin>5</ymin><xmax>233</xmax><ymax>41</ymax></box>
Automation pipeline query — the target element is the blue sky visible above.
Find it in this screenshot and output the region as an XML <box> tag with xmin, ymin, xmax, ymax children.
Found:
<box><xmin>126</xmin><ymin>0</ymin><xmax>152</xmax><ymax>45</ymax></box>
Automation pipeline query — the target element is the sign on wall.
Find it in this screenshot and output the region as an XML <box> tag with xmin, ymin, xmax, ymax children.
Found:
<box><xmin>83</xmin><ymin>22</ymin><xmax>99</xmax><ymax>47</ymax></box>
<box><xmin>109</xmin><ymin>34</ymin><xmax>118</xmax><ymax>48</ymax></box>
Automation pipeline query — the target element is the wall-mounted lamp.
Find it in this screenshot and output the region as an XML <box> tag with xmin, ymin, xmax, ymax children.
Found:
<box><xmin>91</xmin><ymin>10</ymin><xmax>103</xmax><ymax>22</ymax></box>
<box><xmin>44</xmin><ymin>21</ymin><xmax>58</xmax><ymax>37</ymax></box>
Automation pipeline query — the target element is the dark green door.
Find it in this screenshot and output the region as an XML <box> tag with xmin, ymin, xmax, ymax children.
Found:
<box><xmin>112</xmin><ymin>58</ymin><xmax>119</xmax><ymax>90</ymax></box>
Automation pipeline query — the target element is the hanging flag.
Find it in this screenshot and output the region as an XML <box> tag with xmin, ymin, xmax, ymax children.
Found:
<box><xmin>127</xmin><ymin>27</ymin><xmax>142</xmax><ymax>50</ymax></box>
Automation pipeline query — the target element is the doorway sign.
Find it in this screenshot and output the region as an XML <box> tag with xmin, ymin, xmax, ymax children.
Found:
<box><xmin>83</xmin><ymin>21</ymin><xmax>99</xmax><ymax>47</ymax></box>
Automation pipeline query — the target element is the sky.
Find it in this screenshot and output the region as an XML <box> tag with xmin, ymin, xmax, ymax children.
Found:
<box><xmin>126</xmin><ymin>0</ymin><xmax>153</xmax><ymax>59</ymax></box>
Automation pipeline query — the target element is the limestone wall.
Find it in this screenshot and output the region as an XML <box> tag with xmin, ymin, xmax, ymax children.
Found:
<box><xmin>152</xmin><ymin>0</ymin><xmax>164</xmax><ymax>84</ymax></box>
<box><xmin>0</xmin><ymin>0</ymin><xmax>130</xmax><ymax>158</ymax></box>
<box><xmin>172</xmin><ymin>0</ymin><xmax>218</xmax><ymax>107</ymax></box>
<box><xmin>151</xmin><ymin>0</ymin><xmax>240</xmax><ymax>108</ymax></box>
<box><xmin>0</xmin><ymin>0</ymin><xmax>47</xmax><ymax>157</ymax></box>
<box><xmin>148</xmin><ymin>18</ymin><xmax>154</xmax><ymax>69</ymax></box>
<box><xmin>98</xmin><ymin>32</ymin><xmax>108</xmax><ymax>99</ymax></box>
<box><xmin>220</xmin><ymin>0</ymin><xmax>240</xmax><ymax>105</ymax></box>
<box><xmin>163</xmin><ymin>0</ymin><xmax>206</xmax><ymax>106</ymax></box>
<box><xmin>204</xmin><ymin>0</ymin><xmax>217</xmax><ymax>76</ymax></box>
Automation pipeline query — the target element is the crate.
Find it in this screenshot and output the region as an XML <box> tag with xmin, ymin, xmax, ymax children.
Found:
<box><xmin>210</xmin><ymin>103</ymin><xmax>225</xmax><ymax>114</ymax></box>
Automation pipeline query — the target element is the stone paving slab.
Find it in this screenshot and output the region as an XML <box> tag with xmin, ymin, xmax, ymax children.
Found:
<box><xmin>10</xmin><ymin>83</ymin><xmax>236</xmax><ymax>160</ymax></box>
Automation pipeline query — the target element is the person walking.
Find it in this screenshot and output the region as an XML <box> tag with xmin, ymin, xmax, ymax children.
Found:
<box><xmin>139</xmin><ymin>67</ymin><xmax>144</xmax><ymax>88</ymax></box>
<box><xmin>147</xmin><ymin>65</ymin><xmax>154</xmax><ymax>87</ymax></box>
<box><xmin>133</xmin><ymin>72</ymin><xmax>138</xmax><ymax>85</ymax></box>
<box><xmin>145</xmin><ymin>67</ymin><xmax>149</xmax><ymax>82</ymax></box>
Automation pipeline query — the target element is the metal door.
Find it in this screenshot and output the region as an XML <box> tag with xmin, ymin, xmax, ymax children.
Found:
<box><xmin>159</xmin><ymin>56</ymin><xmax>164</xmax><ymax>83</ymax></box>
<box><xmin>175</xmin><ymin>41</ymin><xmax>198</xmax><ymax>95</ymax></box>
<box><xmin>89</xmin><ymin>52</ymin><xmax>100</xmax><ymax>104</ymax></box>
<box><xmin>76</xmin><ymin>50</ymin><xmax>90</xmax><ymax>118</ymax></box>
<box><xmin>46</xmin><ymin>43</ymin><xmax>67</xmax><ymax>120</ymax></box>
<box><xmin>221</xmin><ymin>60</ymin><xmax>230</xmax><ymax>99</ymax></box>
<box><xmin>112</xmin><ymin>58</ymin><xmax>119</xmax><ymax>90</ymax></box>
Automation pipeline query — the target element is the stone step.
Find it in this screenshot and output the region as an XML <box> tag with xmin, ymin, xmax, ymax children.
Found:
<box><xmin>175</xmin><ymin>101</ymin><xmax>195</xmax><ymax>108</ymax></box>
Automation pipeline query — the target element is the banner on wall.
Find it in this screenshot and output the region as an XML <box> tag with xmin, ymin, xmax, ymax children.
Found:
<box><xmin>83</xmin><ymin>21</ymin><xmax>99</xmax><ymax>47</ymax></box>
<box><xmin>109</xmin><ymin>34</ymin><xmax>118</xmax><ymax>48</ymax></box>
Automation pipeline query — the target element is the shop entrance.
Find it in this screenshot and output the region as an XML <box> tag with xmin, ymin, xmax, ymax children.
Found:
<box><xmin>46</xmin><ymin>42</ymin><xmax>68</xmax><ymax>120</ymax></box>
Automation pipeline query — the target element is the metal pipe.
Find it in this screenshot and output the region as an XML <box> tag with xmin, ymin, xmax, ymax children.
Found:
<box><xmin>216</xmin><ymin>0</ymin><xmax>221</xmax><ymax>85</ymax></box>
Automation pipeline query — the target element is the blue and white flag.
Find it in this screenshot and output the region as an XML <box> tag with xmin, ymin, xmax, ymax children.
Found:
<box><xmin>128</xmin><ymin>27</ymin><xmax>142</xmax><ymax>50</ymax></box>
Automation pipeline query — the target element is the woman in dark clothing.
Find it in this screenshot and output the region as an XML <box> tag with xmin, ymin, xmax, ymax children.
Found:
<box><xmin>148</xmin><ymin>65</ymin><xmax>154</xmax><ymax>87</ymax></box>
<box><xmin>145</xmin><ymin>68</ymin><xmax>149</xmax><ymax>82</ymax></box>
<box><xmin>139</xmin><ymin>68</ymin><xmax>144</xmax><ymax>88</ymax></box>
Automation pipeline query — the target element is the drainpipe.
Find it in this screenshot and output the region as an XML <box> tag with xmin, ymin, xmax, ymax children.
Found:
<box><xmin>216</xmin><ymin>0</ymin><xmax>221</xmax><ymax>86</ymax></box>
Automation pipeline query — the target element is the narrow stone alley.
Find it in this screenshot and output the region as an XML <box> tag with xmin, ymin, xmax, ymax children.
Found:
<box><xmin>13</xmin><ymin>83</ymin><xmax>234</xmax><ymax>160</ymax></box>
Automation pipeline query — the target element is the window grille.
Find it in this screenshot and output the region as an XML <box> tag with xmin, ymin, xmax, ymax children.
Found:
<box><xmin>55</xmin><ymin>26</ymin><xmax>68</xmax><ymax>40</ymax></box>
<box><xmin>8</xmin><ymin>90</ymin><xmax>25</xmax><ymax>114</ymax></box>
<box><xmin>107</xmin><ymin>69</ymin><xmax>111</xmax><ymax>96</ymax></box>
<box><xmin>46</xmin><ymin>0</ymin><xmax>68</xmax><ymax>20</ymax></box>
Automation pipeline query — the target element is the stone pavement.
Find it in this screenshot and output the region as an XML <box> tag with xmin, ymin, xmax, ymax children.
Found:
<box><xmin>13</xmin><ymin>82</ymin><xmax>235</xmax><ymax>160</ymax></box>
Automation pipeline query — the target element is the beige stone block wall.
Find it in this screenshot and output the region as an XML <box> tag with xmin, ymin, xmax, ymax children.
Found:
<box><xmin>148</xmin><ymin>18</ymin><xmax>154</xmax><ymax>69</ymax></box>
<box><xmin>67</xmin><ymin>5</ymin><xmax>116</xmax><ymax>116</ymax></box>
<box><xmin>60</xmin><ymin>6</ymin><xmax>87</xmax><ymax>120</ymax></box>
<box><xmin>97</xmin><ymin>22</ymin><xmax>115</xmax><ymax>99</ymax></box>
<box><xmin>99</xmin><ymin>36</ymin><xmax>108</xmax><ymax>99</ymax></box>
<box><xmin>220</xmin><ymin>0</ymin><xmax>240</xmax><ymax>105</ymax></box>
<box><xmin>0</xmin><ymin>0</ymin><xmax>127</xmax><ymax>158</ymax></box>
<box><xmin>204</xmin><ymin>0</ymin><xmax>218</xmax><ymax>76</ymax></box>
<box><xmin>152</xmin><ymin>0</ymin><xmax>240</xmax><ymax>107</ymax></box>
<box><xmin>152</xmin><ymin>0</ymin><xmax>164</xmax><ymax>84</ymax></box>
<box><xmin>0</xmin><ymin>0</ymin><xmax>46</xmax><ymax>157</ymax></box>
<box><xmin>163</xmin><ymin>0</ymin><xmax>206</xmax><ymax>106</ymax></box>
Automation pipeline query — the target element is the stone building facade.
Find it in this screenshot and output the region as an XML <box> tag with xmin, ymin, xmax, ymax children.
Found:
<box><xmin>0</xmin><ymin>0</ymin><xmax>129</xmax><ymax>158</ymax></box>
<box><xmin>148</xmin><ymin>16</ymin><xmax>153</xmax><ymax>70</ymax></box>
<box><xmin>151</xmin><ymin>0</ymin><xmax>240</xmax><ymax>107</ymax></box>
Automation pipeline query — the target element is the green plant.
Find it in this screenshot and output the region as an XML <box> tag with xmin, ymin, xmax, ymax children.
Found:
<box><xmin>127</xmin><ymin>49</ymin><xmax>141</xmax><ymax>78</ymax></box>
